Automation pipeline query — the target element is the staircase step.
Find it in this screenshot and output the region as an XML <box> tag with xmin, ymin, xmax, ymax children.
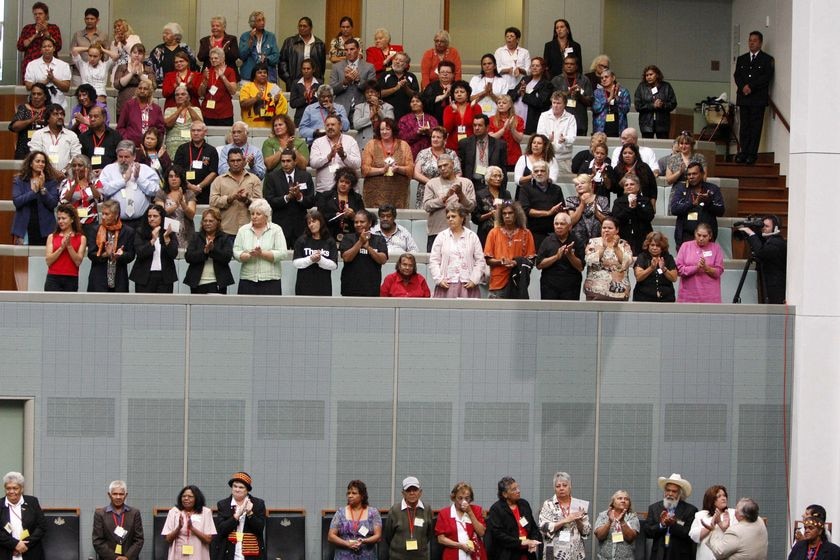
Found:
<box><xmin>716</xmin><ymin>163</ymin><xmax>780</xmax><ymax>177</ymax></box>
<box><xmin>738</xmin><ymin>199</ymin><xmax>789</xmax><ymax>213</ymax></box>
<box><xmin>737</xmin><ymin>176</ymin><xmax>787</xmax><ymax>189</ymax></box>
<box><xmin>739</xmin><ymin>188</ymin><xmax>788</xmax><ymax>200</ymax></box>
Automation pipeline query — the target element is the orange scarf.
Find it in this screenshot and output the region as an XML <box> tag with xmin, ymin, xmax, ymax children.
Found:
<box><xmin>95</xmin><ymin>219</ymin><xmax>123</xmax><ymax>257</ymax></box>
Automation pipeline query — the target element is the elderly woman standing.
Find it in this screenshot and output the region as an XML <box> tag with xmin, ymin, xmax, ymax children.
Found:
<box><xmin>429</xmin><ymin>202</ymin><xmax>485</xmax><ymax>299</ymax></box>
<box><xmin>420</xmin><ymin>30</ymin><xmax>462</xmax><ymax>87</ymax></box>
<box><xmin>197</xmin><ymin>16</ymin><xmax>239</xmax><ymax>80</ymax></box>
<box><xmin>566</xmin><ymin>174</ymin><xmax>609</xmax><ymax>244</ymax></box>
<box><xmin>366</xmin><ymin>28</ymin><xmax>403</xmax><ymax>78</ymax></box>
<box><xmin>239</xmin><ymin>11</ymin><xmax>280</xmax><ymax>84</ymax></box>
<box><xmin>163</xmin><ymin>486</ymin><xmax>216</xmax><ymax>560</ymax></box>
<box><xmin>592</xmin><ymin>70</ymin><xmax>630</xmax><ymax>137</ymax></box>
<box><xmin>148</xmin><ymin>22</ymin><xmax>197</xmax><ymax>84</ymax></box>
<box><xmin>199</xmin><ymin>47</ymin><xmax>238</xmax><ymax>126</ymax></box>
<box><xmin>233</xmin><ymin>198</ymin><xmax>288</xmax><ymax>295</ymax></box>
<box><xmin>583</xmin><ymin>216</ymin><xmax>633</xmax><ymax>301</ymax></box>
<box><xmin>486</xmin><ymin>477</ymin><xmax>541</xmax><ymax>560</ymax></box>
<box><xmin>0</xmin><ymin>472</ymin><xmax>47</xmax><ymax>560</ymax></box>
<box><xmin>688</xmin><ymin>485</ymin><xmax>736</xmax><ymax>560</ymax></box>
<box><xmin>435</xmin><ymin>482</ymin><xmax>487</xmax><ymax>560</ymax></box>
<box><xmin>328</xmin><ymin>480</ymin><xmax>382</xmax><ymax>560</ymax></box>
<box><xmin>472</xmin><ymin>165</ymin><xmax>513</xmax><ymax>246</ymax></box>
<box><xmin>87</xmin><ymin>199</ymin><xmax>136</xmax><ymax>292</ymax></box>
<box><xmin>593</xmin><ymin>490</ymin><xmax>639</xmax><ymax>560</ymax></box>
<box><xmin>538</xmin><ymin>472</ymin><xmax>590</xmax><ymax>560</ymax></box>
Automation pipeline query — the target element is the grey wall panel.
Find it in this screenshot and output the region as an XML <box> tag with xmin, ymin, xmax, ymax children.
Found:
<box><xmin>0</xmin><ymin>297</ymin><xmax>792</xmax><ymax>560</ymax></box>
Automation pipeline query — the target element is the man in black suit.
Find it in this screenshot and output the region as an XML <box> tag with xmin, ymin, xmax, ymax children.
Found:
<box><xmin>458</xmin><ymin>114</ymin><xmax>507</xmax><ymax>189</ymax></box>
<box><xmin>644</xmin><ymin>473</ymin><xmax>698</xmax><ymax>560</ymax></box>
<box><xmin>733</xmin><ymin>31</ymin><xmax>774</xmax><ymax>164</ymax></box>
<box><xmin>0</xmin><ymin>471</ymin><xmax>47</xmax><ymax>560</ymax></box>
<box><xmin>263</xmin><ymin>147</ymin><xmax>316</xmax><ymax>248</ymax></box>
<box><xmin>92</xmin><ymin>480</ymin><xmax>144</xmax><ymax>560</ymax></box>
<box><xmin>215</xmin><ymin>472</ymin><xmax>266</xmax><ymax>560</ymax></box>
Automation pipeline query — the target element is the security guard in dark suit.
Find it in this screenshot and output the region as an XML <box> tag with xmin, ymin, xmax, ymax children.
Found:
<box><xmin>733</xmin><ymin>31</ymin><xmax>774</xmax><ymax>164</ymax></box>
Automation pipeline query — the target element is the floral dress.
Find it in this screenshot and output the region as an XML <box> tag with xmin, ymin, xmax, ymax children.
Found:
<box><xmin>584</xmin><ymin>237</ymin><xmax>633</xmax><ymax>300</ymax></box>
<box><xmin>538</xmin><ymin>497</ymin><xmax>591</xmax><ymax>560</ymax></box>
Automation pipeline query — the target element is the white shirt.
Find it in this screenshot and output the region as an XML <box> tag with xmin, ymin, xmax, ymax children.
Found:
<box><xmin>5</xmin><ymin>498</ymin><xmax>24</xmax><ymax>560</ymax></box>
<box><xmin>611</xmin><ymin>145</ymin><xmax>659</xmax><ymax>171</ymax></box>
<box><xmin>536</xmin><ymin>109</ymin><xmax>578</xmax><ymax>159</ymax></box>
<box><xmin>468</xmin><ymin>75</ymin><xmax>508</xmax><ymax>116</ymax></box>
<box><xmin>28</xmin><ymin>127</ymin><xmax>82</xmax><ymax>172</ymax></box>
<box><xmin>24</xmin><ymin>56</ymin><xmax>72</xmax><ymax>108</ymax></box>
<box><xmin>71</xmin><ymin>52</ymin><xmax>112</xmax><ymax>97</ymax></box>
<box><xmin>494</xmin><ymin>44</ymin><xmax>531</xmax><ymax>90</ymax></box>
<box><xmin>309</xmin><ymin>134</ymin><xmax>362</xmax><ymax>192</ymax></box>
<box><xmin>98</xmin><ymin>162</ymin><xmax>161</xmax><ymax>219</ymax></box>
<box><xmin>230</xmin><ymin>497</ymin><xmax>247</xmax><ymax>560</ymax></box>
<box><xmin>450</xmin><ymin>504</ymin><xmax>473</xmax><ymax>560</ymax></box>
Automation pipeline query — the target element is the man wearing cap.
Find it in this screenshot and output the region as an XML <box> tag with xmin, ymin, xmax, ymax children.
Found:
<box><xmin>215</xmin><ymin>472</ymin><xmax>266</xmax><ymax>560</ymax></box>
<box><xmin>92</xmin><ymin>480</ymin><xmax>144</xmax><ymax>560</ymax></box>
<box><xmin>643</xmin><ymin>473</ymin><xmax>698</xmax><ymax>559</ymax></box>
<box><xmin>384</xmin><ymin>476</ymin><xmax>434</xmax><ymax>560</ymax></box>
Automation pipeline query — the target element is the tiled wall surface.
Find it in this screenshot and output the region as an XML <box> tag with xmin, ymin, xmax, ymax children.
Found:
<box><xmin>0</xmin><ymin>301</ymin><xmax>793</xmax><ymax>559</ymax></box>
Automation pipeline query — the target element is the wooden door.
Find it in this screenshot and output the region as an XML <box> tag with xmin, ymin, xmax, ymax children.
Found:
<box><xmin>325</xmin><ymin>0</ymin><xmax>361</xmax><ymax>51</ymax></box>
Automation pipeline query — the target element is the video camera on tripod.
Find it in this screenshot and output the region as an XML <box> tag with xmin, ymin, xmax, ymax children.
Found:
<box><xmin>732</xmin><ymin>216</ymin><xmax>765</xmax><ymax>240</ymax></box>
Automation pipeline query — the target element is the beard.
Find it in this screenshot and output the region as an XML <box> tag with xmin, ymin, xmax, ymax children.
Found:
<box><xmin>118</xmin><ymin>162</ymin><xmax>129</xmax><ymax>174</ymax></box>
<box><xmin>663</xmin><ymin>497</ymin><xmax>678</xmax><ymax>510</ymax></box>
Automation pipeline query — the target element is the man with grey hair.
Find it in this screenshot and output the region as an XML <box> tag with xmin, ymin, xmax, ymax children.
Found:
<box><xmin>643</xmin><ymin>473</ymin><xmax>698</xmax><ymax>559</ymax></box>
<box><xmin>380</xmin><ymin>51</ymin><xmax>419</xmax><ymax>121</ymax></box>
<box><xmin>298</xmin><ymin>85</ymin><xmax>350</xmax><ymax>144</ymax></box>
<box><xmin>705</xmin><ymin>498</ymin><xmax>767</xmax><ymax>560</ymax></box>
<box><xmin>173</xmin><ymin>120</ymin><xmax>218</xmax><ymax>203</ymax></box>
<box><xmin>610</xmin><ymin>127</ymin><xmax>660</xmax><ymax>174</ymax></box>
<box><xmin>218</xmin><ymin>121</ymin><xmax>266</xmax><ymax>179</ymax></box>
<box><xmin>92</xmin><ymin>481</ymin><xmax>144</xmax><ymax>560</ymax></box>
<box><xmin>97</xmin><ymin>140</ymin><xmax>160</xmax><ymax>230</ymax></box>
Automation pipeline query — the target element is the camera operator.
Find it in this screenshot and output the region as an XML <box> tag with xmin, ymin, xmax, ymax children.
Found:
<box><xmin>737</xmin><ymin>215</ymin><xmax>786</xmax><ymax>303</ymax></box>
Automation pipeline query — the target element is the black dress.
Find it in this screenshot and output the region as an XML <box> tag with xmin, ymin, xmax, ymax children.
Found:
<box><xmin>633</xmin><ymin>251</ymin><xmax>677</xmax><ymax>302</ymax></box>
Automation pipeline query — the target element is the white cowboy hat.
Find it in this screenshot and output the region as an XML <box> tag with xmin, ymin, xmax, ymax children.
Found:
<box><xmin>657</xmin><ymin>473</ymin><xmax>692</xmax><ymax>498</ymax></box>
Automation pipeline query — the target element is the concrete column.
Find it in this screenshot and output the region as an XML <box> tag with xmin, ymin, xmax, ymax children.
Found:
<box><xmin>788</xmin><ymin>0</ymin><xmax>840</xmax><ymax>542</ymax></box>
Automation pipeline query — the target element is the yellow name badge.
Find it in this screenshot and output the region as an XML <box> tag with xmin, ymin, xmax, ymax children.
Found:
<box><xmin>181</xmin><ymin>129</ymin><xmax>191</xmax><ymax>138</ymax></box>
<box><xmin>20</xmin><ymin>529</ymin><xmax>30</xmax><ymax>539</ymax></box>
<box><xmin>49</xmin><ymin>154</ymin><xmax>60</xmax><ymax>164</ymax></box>
<box><xmin>606</xmin><ymin>114</ymin><xmax>616</xmax><ymax>122</ymax></box>
<box><xmin>566</xmin><ymin>99</ymin><xmax>577</xmax><ymax>108</ymax></box>
<box><xmin>186</xmin><ymin>171</ymin><xmax>196</xmax><ymax>180</ymax></box>
<box><xmin>27</xmin><ymin>130</ymin><xmax>35</xmax><ymax>139</ymax></box>
<box><xmin>405</xmin><ymin>540</ymin><xmax>418</xmax><ymax>551</ymax></box>
<box><xmin>115</xmin><ymin>544</ymin><xmax>123</xmax><ymax>555</ymax></box>
<box><xmin>182</xmin><ymin>545</ymin><xmax>194</xmax><ymax>555</ymax></box>
<box><xmin>236</xmin><ymin>532</ymin><xmax>244</xmax><ymax>543</ymax></box>
<box><xmin>91</xmin><ymin>156</ymin><xmax>102</xmax><ymax>166</ymax></box>
<box><xmin>687</xmin><ymin>212</ymin><xmax>699</xmax><ymax>221</ymax></box>
<box><xmin>611</xmin><ymin>532</ymin><xmax>624</xmax><ymax>543</ymax></box>
<box><xmin>206</xmin><ymin>100</ymin><xmax>216</xmax><ymax>110</ymax></box>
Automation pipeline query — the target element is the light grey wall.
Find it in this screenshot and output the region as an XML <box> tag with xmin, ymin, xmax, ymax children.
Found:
<box><xmin>0</xmin><ymin>296</ymin><xmax>793</xmax><ymax>560</ymax></box>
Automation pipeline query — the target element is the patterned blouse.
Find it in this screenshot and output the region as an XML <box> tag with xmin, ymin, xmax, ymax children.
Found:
<box><xmin>593</xmin><ymin>510</ymin><xmax>639</xmax><ymax>560</ymax></box>
<box><xmin>329</xmin><ymin>506</ymin><xmax>382</xmax><ymax>560</ymax></box>
<box><xmin>538</xmin><ymin>497</ymin><xmax>591</xmax><ymax>560</ymax></box>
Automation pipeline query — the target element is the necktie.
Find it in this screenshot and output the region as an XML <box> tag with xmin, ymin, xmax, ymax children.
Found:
<box><xmin>288</xmin><ymin>175</ymin><xmax>294</xmax><ymax>188</ymax></box>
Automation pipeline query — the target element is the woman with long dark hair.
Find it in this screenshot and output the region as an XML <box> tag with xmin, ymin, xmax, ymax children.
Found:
<box><xmin>44</xmin><ymin>204</ymin><xmax>86</xmax><ymax>292</ymax></box>
<box><xmin>130</xmin><ymin>203</ymin><xmax>179</xmax><ymax>293</ymax></box>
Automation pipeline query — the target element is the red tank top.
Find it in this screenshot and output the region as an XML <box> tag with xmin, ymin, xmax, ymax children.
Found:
<box><xmin>47</xmin><ymin>233</ymin><xmax>83</xmax><ymax>277</ymax></box>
